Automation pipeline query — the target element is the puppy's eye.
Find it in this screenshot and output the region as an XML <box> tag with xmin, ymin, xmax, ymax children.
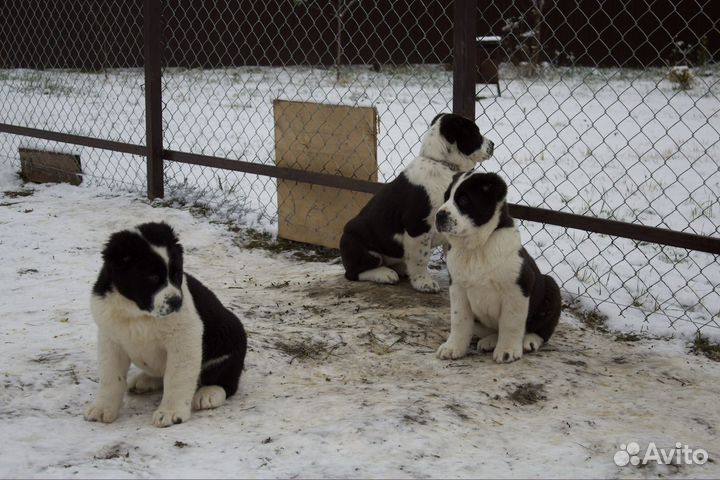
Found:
<box><xmin>456</xmin><ymin>194</ymin><xmax>470</xmax><ymax>207</ymax></box>
<box><xmin>148</xmin><ymin>275</ymin><xmax>160</xmax><ymax>284</ymax></box>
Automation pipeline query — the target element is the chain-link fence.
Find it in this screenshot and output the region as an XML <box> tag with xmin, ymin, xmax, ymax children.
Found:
<box><xmin>472</xmin><ymin>1</ymin><xmax>720</xmax><ymax>337</ymax></box>
<box><xmin>0</xmin><ymin>0</ymin><xmax>718</xmax><ymax>338</ymax></box>
<box><xmin>159</xmin><ymin>0</ymin><xmax>456</xmax><ymax>227</ymax></box>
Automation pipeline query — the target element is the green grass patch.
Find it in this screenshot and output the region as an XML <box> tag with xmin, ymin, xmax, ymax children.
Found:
<box><xmin>563</xmin><ymin>300</ymin><xmax>609</xmax><ymax>333</ymax></box>
<box><xmin>235</xmin><ymin>228</ymin><xmax>339</xmax><ymax>263</ymax></box>
<box><xmin>691</xmin><ymin>334</ymin><xmax>720</xmax><ymax>362</ymax></box>
<box><xmin>508</xmin><ymin>383</ymin><xmax>547</xmax><ymax>405</ymax></box>
<box><xmin>188</xmin><ymin>202</ymin><xmax>213</xmax><ymax>218</ymax></box>
<box><xmin>273</xmin><ymin>338</ymin><xmax>339</xmax><ymax>362</ymax></box>
<box><xmin>615</xmin><ymin>332</ymin><xmax>643</xmax><ymax>342</ymax></box>
<box><xmin>3</xmin><ymin>189</ymin><xmax>34</xmax><ymax>198</ymax></box>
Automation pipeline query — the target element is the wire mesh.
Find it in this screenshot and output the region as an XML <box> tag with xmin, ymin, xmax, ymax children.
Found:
<box><xmin>475</xmin><ymin>0</ymin><xmax>719</xmax><ymax>336</ymax></box>
<box><xmin>0</xmin><ymin>0</ymin><xmax>146</xmax><ymax>190</ymax></box>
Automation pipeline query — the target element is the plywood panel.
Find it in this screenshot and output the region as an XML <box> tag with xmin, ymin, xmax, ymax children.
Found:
<box><xmin>274</xmin><ymin>100</ymin><xmax>378</xmax><ymax>249</ymax></box>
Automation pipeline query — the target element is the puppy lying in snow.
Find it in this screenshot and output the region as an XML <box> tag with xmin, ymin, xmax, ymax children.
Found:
<box><xmin>434</xmin><ymin>172</ymin><xmax>561</xmax><ymax>363</ymax></box>
<box><xmin>85</xmin><ymin>222</ymin><xmax>247</xmax><ymax>427</ymax></box>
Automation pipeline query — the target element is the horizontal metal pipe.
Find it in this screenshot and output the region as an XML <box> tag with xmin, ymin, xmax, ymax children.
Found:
<box><xmin>165</xmin><ymin>149</ymin><xmax>720</xmax><ymax>255</ymax></box>
<box><xmin>163</xmin><ymin>149</ymin><xmax>381</xmax><ymax>194</ymax></box>
<box><xmin>508</xmin><ymin>204</ymin><xmax>720</xmax><ymax>255</ymax></box>
<box><xmin>1</xmin><ymin>125</ymin><xmax>717</xmax><ymax>256</ymax></box>
<box><xmin>0</xmin><ymin>123</ymin><xmax>147</xmax><ymax>156</ymax></box>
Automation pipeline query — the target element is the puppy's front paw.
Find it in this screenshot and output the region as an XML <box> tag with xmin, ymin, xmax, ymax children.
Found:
<box><xmin>436</xmin><ymin>340</ymin><xmax>468</xmax><ymax>360</ymax></box>
<box><xmin>493</xmin><ymin>341</ymin><xmax>523</xmax><ymax>363</ymax></box>
<box><xmin>410</xmin><ymin>274</ymin><xmax>440</xmax><ymax>293</ymax></box>
<box><xmin>84</xmin><ymin>401</ymin><xmax>120</xmax><ymax>423</ymax></box>
<box><xmin>152</xmin><ymin>405</ymin><xmax>190</xmax><ymax>428</ymax></box>
<box><xmin>523</xmin><ymin>333</ymin><xmax>544</xmax><ymax>352</ymax></box>
<box><xmin>477</xmin><ymin>334</ymin><xmax>498</xmax><ymax>352</ymax></box>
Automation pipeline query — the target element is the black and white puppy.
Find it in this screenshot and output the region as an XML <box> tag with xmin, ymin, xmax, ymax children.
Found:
<box><xmin>341</xmin><ymin>113</ymin><xmax>494</xmax><ymax>293</ymax></box>
<box><xmin>84</xmin><ymin>222</ymin><xmax>247</xmax><ymax>427</ymax></box>
<box><xmin>435</xmin><ymin>172</ymin><xmax>561</xmax><ymax>363</ymax></box>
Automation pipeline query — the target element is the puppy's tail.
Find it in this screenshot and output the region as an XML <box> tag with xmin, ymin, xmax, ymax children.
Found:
<box><xmin>532</xmin><ymin>275</ymin><xmax>562</xmax><ymax>342</ymax></box>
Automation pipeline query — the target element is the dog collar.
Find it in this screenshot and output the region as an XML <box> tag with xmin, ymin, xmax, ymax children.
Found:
<box><xmin>425</xmin><ymin>156</ymin><xmax>462</xmax><ymax>172</ymax></box>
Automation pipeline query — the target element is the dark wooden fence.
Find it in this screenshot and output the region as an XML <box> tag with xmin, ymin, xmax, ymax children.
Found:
<box><xmin>1</xmin><ymin>0</ymin><xmax>717</xmax><ymax>70</ymax></box>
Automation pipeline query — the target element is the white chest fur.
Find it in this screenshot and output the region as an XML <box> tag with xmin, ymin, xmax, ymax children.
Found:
<box><xmin>405</xmin><ymin>157</ymin><xmax>455</xmax><ymax>212</ymax></box>
<box><xmin>448</xmin><ymin>228</ymin><xmax>523</xmax><ymax>328</ymax></box>
<box><xmin>90</xmin><ymin>280</ymin><xmax>202</xmax><ymax>377</ymax></box>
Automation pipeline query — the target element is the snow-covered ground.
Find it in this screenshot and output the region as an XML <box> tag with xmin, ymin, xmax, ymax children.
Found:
<box><xmin>0</xmin><ymin>168</ymin><xmax>720</xmax><ymax>478</ymax></box>
<box><xmin>1</xmin><ymin>167</ymin><xmax>719</xmax><ymax>478</ymax></box>
<box><xmin>0</xmin><ymin>65</ymin><xmax>718</xmax><ymax>341</ymax></box>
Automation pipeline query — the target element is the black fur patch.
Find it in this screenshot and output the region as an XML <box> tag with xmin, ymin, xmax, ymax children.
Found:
<box><xmin>139</xmin><ymin>222</ymin><xmax>184</xmax><ymax>287</ymax></box>
<box><xmin>437</xmin><ymin>113</ymin><xmax>486</xmax><ymax>156</ymax></box>
<box><xmin>187</xmin><ymin>273</ymin><xmax>247</xmax><ymax>397</ymax></box>
<box><xmin>516</xmin><ymin>248</ymin><xmax>534</xmax><ymax>297</ymax></box>
<box><xmin>341</xmin><ymin>173</ymin><xmax>432</xmax><ymax>280</ymax></box>
<box><xmin>496</xmin><ymin>203</ymin><xmax>514</xmax><ymax>230</ymax></box>
<box><xmin>444</xmin><ymin>172</ymin><xmax>465</xmax><ymax>202</ymax></box>
<box><xmin>517</xmin><ymin>248</ymin><xmax>562</xmax><ymax>342</ymax></box>
<box><xmin>453</xmin><ymin>172</ymin><xmax>508</xmax><ymax>227</ymax></box>
<box><xmin>137</xmin><ymin>222</ymin><xmax>179</xmax><ymax>248</ymax></box>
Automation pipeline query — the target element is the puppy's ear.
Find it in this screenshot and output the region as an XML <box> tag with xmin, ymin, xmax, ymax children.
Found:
<box><xmin>168</xmin><ymin>241</ymin><xmax>184</xmax><ymax>284</ymax></box>
<box><xmin>438</xmin><ymin>114</ymin><xmax>460</xmax><ymax>145</ymax></box>
<box><xmin>430</xmin><ymin>113</ymin><xmax>445</xmax><ymax>126</ymax></box>
<box><xmin>102</xmin><ymin>231</ymin><xmax>140</xmax><ymax>269</ymax></box>
<box><xmin>136</xmin><ymin>221</ymin><xmax>180</xmax><ymax>247</ymax></box>
<box><xmin>488</xmin><ymin>173</ymin><xmax>508</xmax><ymax>202</ymax></box>
<box><xmin>159</xmin><ymin>221</ymin><xmax>180</xmax><ymax>245</ymax></box>
<box><xmin>439</xmin><ymin>115</ymin><xmax>484</xmax><ymax>156</ymax></box>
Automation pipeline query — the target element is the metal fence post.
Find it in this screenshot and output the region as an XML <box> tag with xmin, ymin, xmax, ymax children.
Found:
<box><xmin>144</xmin><ymin>0</ymin><xmax>163</xmax><ymax>199</ymax></box>
<box><xmin>452</xmin><ymin>0</ymin><xmax>476</xmax><ymax>120</ymax></box>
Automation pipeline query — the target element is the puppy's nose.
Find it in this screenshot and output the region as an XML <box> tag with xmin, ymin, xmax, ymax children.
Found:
<box><xmin>486</xmin><ymin>140</ymin><xmax>494</xmax><ymax>157</ymax></box>
<box><xmin>166</xmin><ymin>295</ymin><xmax>182</xmax><ymax>312</ymax></box>
<box><xmin>436</xmin><ymin>210</ymin><xmax>449</xmax><ymax>230</ymax></box>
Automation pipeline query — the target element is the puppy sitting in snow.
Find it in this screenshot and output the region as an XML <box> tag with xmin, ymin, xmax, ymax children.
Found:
<box><xmin>435</xmin><ymin>172</ymin><xmax>561</xmax><ymax>363</ymax></box>
<box><xmin>85</xmin><ymin>222</ymin><xmax>247</xmax><ymax>427</ymax></box>
<box><xmin>340</xmin><ymin>113</ymin><xmax>494</xmax><ymax>293</ymax></box>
